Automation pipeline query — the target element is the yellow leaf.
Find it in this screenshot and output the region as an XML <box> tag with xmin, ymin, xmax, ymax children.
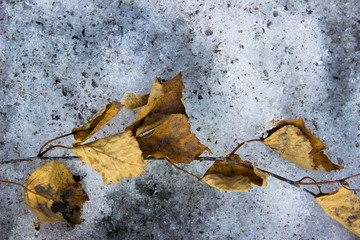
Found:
<box><xmin>23</xmin><ymin>161</ymin><xmax>89</xmax><ymax>228</ymax></box>
<box><xmin>137</xmin><ymin>114</ymin><xmax>209</xmax><ymax>164</ymax></box>
<box><xmin>72</xmin><ymin>101</ymin><xmax>123</xmax><ymax>145</ymax></box>
<box><xmin>161</xmin><ymin>72</ymin><xmax>185</xmax><ymax>95</ymax></box>
<box><xmin>262</xmin><ymin>118</ymin><xmax>343</xmax><ymax>171</ymax></box>
<box><xmin>147</xmin><ymin>72</ymin><xmax>184</xmax><ymax>104</ymax></box>
<box><xmin>147</xmin><ymin>77</ymin><xmax>164</xmax><ymax>104</ymax></box>
<box><xmin>126</xmin><ymin>89</ymin><xmax>186</xmax><ymax>134</ymax></box>
<box><xmin>316</xmin><ymin>187</ymin><xmax>360</xmax><ymax>236</ymax></box>
<box><xmin>135</xmin><ymin>113</ymin><xmax>171</xmax><ymax>137</ymax></box>
<box><xmin>202</xmin><ymin>154</ymin><xmax>268</xmax><ymax>192</ymax></box>
<box><xmin>126</xmin><ymin>72</ymin><xmax>186</xmax><ymax>134</ymax></box>
<box><xmin>71</xmin><ymin>131</ymin><xmax>148</xmax><ymax>184</ymax></box>
<box><xmin>120</xmin><ymin>91</ymin><xmax>149</xmax><ymax>109</ymax></box>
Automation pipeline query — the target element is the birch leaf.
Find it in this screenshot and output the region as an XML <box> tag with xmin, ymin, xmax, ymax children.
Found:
<box><xmin>202</xmin><ymin>154</ymin><xmax>268</xmax><ymax>192</ymax></box>
<box><xmin>137</xmin><ymin>114</ymin><xmax>209</xmax><ymax>164</ymax></box>
<box><xmin>120</xmin><ymin>91</ymin><xmax>149</xmax><ymax>109</ymax></box>
<box><xmin>23</xmin><ymin>161</ymin><xmax>89</xmax><ymax>228</ymax></box>
<box><xmin>135</xmin><ymin>113</ymin><xmax>171</xmax><ymax>137</ymax></box>
<box><xmin>147</xmin><ymin>77</ymin><xmax>164</xmax><ymax>104</ymax></box>
<box><xmin>262</xmin><ymin>118</ymin><xmax>343</xmax><ymax>171</ymax></box>
<box><xmin>316</xmin><ymin>187</ymin><xmax>360</xmax><ymax>236</ymax></box>
<box><xmin>147</xmin><ymin>72</ymin><xmax>184</xmax><ymax>104</ymax></box>
<box><xmin>126</xmin><ymin>87</ymin><xmax>186</xmax><ymax>134</ymax></box>
<box><xmin>71</xmin><ymin>131</ymin><xmax>147</xmax><ymax>184</ymax></box>
<box><xmin>72</xmin><ymin>101</ymin><xmax>123</xmax><ymax>145</ymax></box>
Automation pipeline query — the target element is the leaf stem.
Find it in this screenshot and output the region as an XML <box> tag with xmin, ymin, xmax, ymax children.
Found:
<box><xmin>0</xmin><ymin>180</ymin><xmax>52</xmax><ymax>200</ymax></box>
<box><xmin>296</xmin><ymin>176</ymin><xmax>323</xmax><ymax>194</ymax></box>
<box><xmin>229</xmin><ymin>139</ymin><xmax>262</xmax><ymax>156</ymax></box>
<box><xmin>37</xmin><ymin>133</ymin><xmax>73</xmax><ymax>157</ymax></box>
<box><xmin>295</xmin><ymin>173</ymin><xmax>360</xmax><ymax>192</ymax></box>
<box><xmin>38</xmin><ymin>145</ymin><xmax>72</xmax><ymax>157</ymax></box>
<box><xmin>166</xmin><ymin>160</ymin><xmax>202</xmax><ymax>181</ymax></box>
<box><xmin>1</xmin><ymin>156</ymin><xmax>80</xmax><ymax>165</ymax></box>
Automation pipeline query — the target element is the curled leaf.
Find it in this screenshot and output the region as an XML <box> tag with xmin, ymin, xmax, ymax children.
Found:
<box><xmin>72</xmin><ymin>101</ymin><xmax>123</xmax><ymax>145</ymax></box>
<box><xmin>147</xmin><ymin>77</ymin><xmax>164</xmax><ymax>104</ymax></box>
<box><xmin>71</xmin><ymin>131</ymin><xmax>148</xmax><ymax>184</ymax></box>
<box><xmin>316</xmin><ymin>187</ymin><xmax>360</xmax><ymax>236</ymax></box>
<box><xmin>23</xmin><ymin>161</ymin><xmax>89</xmax><ymax>228</ymax></box>
<box><xmin>120</xmin><ymin>91</ymin><xmax>149</xmax><ymax>109</ymax></box>
<box><xmin>126</xmin><ymin>72</ymin><xmax>186</xmax><ymax>134</ymax></box>
<box><xmin>135</xmin><ymin>113</ymin><xmax>171</xmax><ymax>137</ymax></box>
<box><xmin>147</xmin><ymin>72</ymin><xmax>184</xmax><ymax>104</ymax></box>
<box><xmin>137</xmin><ymin>114</ymin><xmax>209</xmax><ymax>164</ymax></box>
<box><xmin>262</xmin><ymin>118</ymin><xmax>343</xmax><ymax>171</ymax></box>
<box><xmin>202</xmin><ymin>154</ymin><xmax>268</xmax><ymax>192</ymax></box>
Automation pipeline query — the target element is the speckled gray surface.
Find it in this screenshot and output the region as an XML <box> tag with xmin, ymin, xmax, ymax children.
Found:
<box><xmin>1</xmin><ymin>0</ymin><xmax>359</xmax><ymax>239</ymax></box>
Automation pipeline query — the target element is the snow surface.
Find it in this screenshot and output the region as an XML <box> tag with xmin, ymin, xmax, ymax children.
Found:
<box><xmin>1</xmin><ymin>0</ymin><xmax>359</xmax><ymax>239</ymax></box>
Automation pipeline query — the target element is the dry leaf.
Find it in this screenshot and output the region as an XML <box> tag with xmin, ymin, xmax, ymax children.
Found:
<box><xmin>137</xmin><ymin>114</ymin><xmax>209</xmax><ymax>164</ymax></box>
<box><xmin>262</xmin><ymin>118</ymin><xmax>343</xmax><ymax>171</ymax></box>
<box><xmin>202</xmin><ymin>154</ymin><xmax>268</xmax><ymax>192</ymax></box>
<box><xmin>161</xmin><ymin>72</ymin><xmax>185</xmax><ymax>96</ymax></box>
<box><xmin>126</xmin><ymin>72</ymin><xmax>186</xmax><ymax>134</ymax></box>
<box><xmin>126</xmin><ymin>88</ymin><xmax>186</xmax><ymax>134</ymax></box>
<box><xmin>23</xmin><ymin>161</ymin><xmax>89</xmax><ymax>228</ymax></box>
<box><xmin>135</xmin><ymin>113</ymin><xmax>171</xmax><ymax>137</ymax></box>
<box><xmin>316</xmin><ymin>187</ymin><xmax>360</xmax><ymax>236</ymax></box>
<box><xmin>147</xmin><ymin>77</ymin><xmax>164</xmax><ymax>104</ymax></box>
<box><xmin>120</xmin><ymin>91</ymin><xmax>149</xmax><ymax>109</ymax></box>
<box><xmin>147</xmin><ymin>72</ymin><xmax>184</xmax><ymax>104</ymax></box>
<box><xmin>71</xmin><ymin>131</ymin><xmax>148</xmax><ymax>184</ymax></box>
<box><xmin>72</xmin><ymin>101</ymin><xmax>123</xmax><ymax>145</ymax></box>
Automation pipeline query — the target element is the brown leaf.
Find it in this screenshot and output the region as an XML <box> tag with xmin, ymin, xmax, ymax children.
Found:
<box><xmin>23</xmin><ymin>161</ymin><xmax>89</xmax><ymax>228</ymax></box>
<box><xmin>202</xmin><ymin>154</ymin><xmax>268</xmax><ymax>192</ymax></box>
<box><xmin>71</xmin><ymin>131</ymin><xmax>148</xmax><ymax>184</ymax></box>
<box><xmin>262</xmin><ymin>118</ymin><xmax>343</xmax><ymax>171</ymax></box>
<box><xmin>316</xmin><ymin>187</ymin><xmax>360</xmax><ymax>236</ymax></box>
<box><xmin>120</xmin><ymin>91</ymin><xmax>149</xmax><ymax>109</ymax></box>
<box><xmin>126</xmin><ymin>73</ymin><xmax>186</xmax><ymax>134</ymax></box>
<box><xmin>72</xmin><ymin>101</ymin><xmax>123</xmax><ymax>145</ymax></box>
<box><xmin>137</xmin><ymin>114</ymin><xmax>209</xmax><ymax>164</ymax></box>
<box><xmin>147</xmin><ymin>77</ymin><xmax>164</xmax><ymax>104</ymax></box>
<box><xmin>161</xmin><ymin>72</ymin><xmax>185</xmax><ymax>96</ymax></box>
<box><xmin>135</xmin><ymin>113</ymin><xmax>171</xmax><ymax>137</ymax></box>
<box><xmin>147</xmin><ymin>72</ymin><xmax>184</xmax><ymax>104</ymax></box>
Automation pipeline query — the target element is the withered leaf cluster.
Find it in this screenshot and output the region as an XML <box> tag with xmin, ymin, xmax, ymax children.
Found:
<box><xmin>20</xmin><ymin>73</ymin><xmax>358</xmax><ymax>236</ymax></box>
<box><xmin>259</xmin><ymin>118</ymin><xmax>359</xmax><ymax>236</ymax></box>
<box><xmin>23</xmin><ymin>72</ymin><xmax>210</xmax><ymax>226</ymax></box>
<box><xmin>70</xmin><ymin>72</ymin><xmax>209</xmax><ymax>183</ymax></box>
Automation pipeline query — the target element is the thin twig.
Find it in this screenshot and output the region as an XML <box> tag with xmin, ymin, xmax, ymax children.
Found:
<box><xmin>166</xmin><ymin>160</ymin><xmax>202</xmax><ymax>181</ymax></box>
<box><xmin>0</xmin><ymin>180</ymin><xmax>52</xmax><ymax>200</ymax></box>
<box><xmin>1</xmin><ymin>156</ymin><xmax>80</xmax><ymax>165</ymax></box>
<box><xmin>341</xmin><ymin>173</ymin><xmax>360</xmax><ymax>181</ymax></box>
<box><xmin>229</xmin><ymin>139</ymin><xmax>262</xmax><ymax>156</ymax></box>
<box><xmin>296</xmin><ymin>179</ymin><xmax>340</xmax><ymax>186</ymax></box>
<box><xmin>38</xmin><ymin>145</ymin><xmax>72</xmax><ymax>157</ymax></box>
<box><xmin>296</xmin><ymin>176</ymin><xmax>322</xmax><ymax>194</ymax></box>
<box><xmin>37</xmin><ymin>132</ymin><xmax>73</xmax><ymax>157</ymax></box>
<box><xmin>339</xmin><ymin>174</ymin><xmax>360</xmax><ymax>191</ymax></box>
<box><xmin>295</xmin><ymin>173</ymin><xmax>360</xmax><ymax>187</ymax></box>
